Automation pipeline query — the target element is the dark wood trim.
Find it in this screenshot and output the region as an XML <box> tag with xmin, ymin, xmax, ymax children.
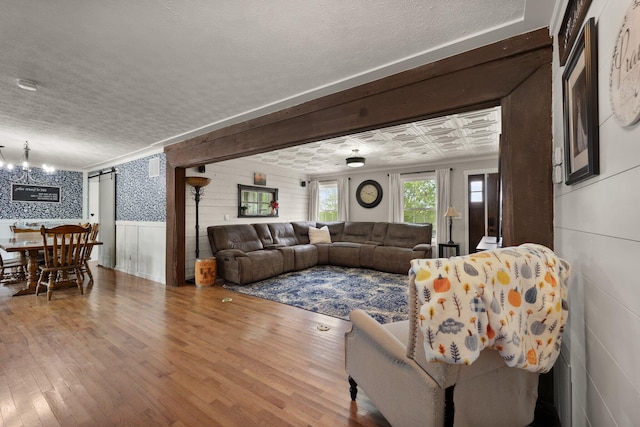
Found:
<box><xmin>500</xmin><ymin>63</ymin><xmax>553</xmax><ymax>248</ymax></box>
<box><xmin>165</xmin><ymin>28</ymin><xmax>553</xmax><ymax>286</ymax></box>
<box><xmin>166</xmin><ymin>164</ymin><xmax>186</xmax><ymax>286</ymax></box>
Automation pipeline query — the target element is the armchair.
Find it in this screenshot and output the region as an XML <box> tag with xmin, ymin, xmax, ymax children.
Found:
<box><xmin>345</xmin><ymin>244</ymin><xmax>569</xmax><ymax>427</ymax></box>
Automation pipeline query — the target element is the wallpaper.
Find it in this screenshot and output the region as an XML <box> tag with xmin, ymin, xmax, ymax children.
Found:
<box><xmin>0</xmin><ymin>167</ymin><xmax>83</xmax><ymax>219</ymax></box>
<box><xmin>115</xmin><ymin>154</ymin><xmax>166</xmax><ymax>222</ymax></box>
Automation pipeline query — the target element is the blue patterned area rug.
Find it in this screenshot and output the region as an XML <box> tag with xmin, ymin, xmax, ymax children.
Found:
<box><xmin>222</xmin><ymin>265</ymin><xmax>410</xmax><ymax>324</ymax></box>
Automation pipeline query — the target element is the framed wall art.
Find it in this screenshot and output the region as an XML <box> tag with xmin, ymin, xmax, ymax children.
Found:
<box><xmin>562</xmin><ymin>17</ymin><xmax>599</xmax><ymax>185</ymax></box>
<box><xmin>253</xmin><ymin>172</ymin><xmax>267</xmax><ymax>186</ymax></box>
<box><xmin>558</xmin><ymin>0</ymin><xmax>593</xmax><ymax>66</ymax></box>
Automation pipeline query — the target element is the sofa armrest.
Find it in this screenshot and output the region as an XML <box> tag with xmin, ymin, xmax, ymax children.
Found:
<box><xmin>412</xmin><ymin>243</ymin><xmax>432</xmax><ymax>252</ymax></box>
<box><xmin>217</xmin><ymin>249</ymin><xmax>248</xmax><ymax>259</ymax></box>
<box><xmin>263</xmin><ymin>243</ymin><xmax>286</xmax><ymax>250</ymax></box>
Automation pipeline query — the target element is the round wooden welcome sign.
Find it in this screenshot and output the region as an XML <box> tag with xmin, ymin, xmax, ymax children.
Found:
<box><xmin>610</xmin><ymin>1</ymin><xmax>640</xmax><ymax>127</ymax></box>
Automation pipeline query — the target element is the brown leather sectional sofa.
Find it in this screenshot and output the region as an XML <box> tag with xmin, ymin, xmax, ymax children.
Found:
<box><xmin>207</xmin><ymin>221</ymin><xmax>433</xmax><ymax>285</ymax></box>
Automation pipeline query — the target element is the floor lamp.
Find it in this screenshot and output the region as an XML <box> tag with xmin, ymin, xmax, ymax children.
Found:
<box><xmin>444</xmin><ymin>206</ymin><xmax>460</xmax><ymax>244</ymax></box>
<box><xmin>186</xmin><ymin>176</ymin><xmax>211</xmax><ymax>259</ymax></box>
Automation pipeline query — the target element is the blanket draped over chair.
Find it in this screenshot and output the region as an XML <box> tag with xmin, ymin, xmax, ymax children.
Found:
<box><xmin>410</xmin><ymin>243</ymin><xmax>569</xmax><ymax>373</ymax></box>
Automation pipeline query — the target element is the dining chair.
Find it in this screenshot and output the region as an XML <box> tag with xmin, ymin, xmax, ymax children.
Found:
<box><xmin>79</xmin><ymin>223</ymin><xmax>100</xmax><ymax>285</ymax></box>
<box><xmin>36</xmin><ymin>224</ymin><xmax>91</xmax><ymax>300</ymax></box>
<box><xmin>0</xmin><ymin>251</ymin><xmax>27</xmax><ymax>285</ymax></box>
<box><xmin>10</xmin><ymin>225</ymin><xmax>42</xmax><ymax>241</ymax></box>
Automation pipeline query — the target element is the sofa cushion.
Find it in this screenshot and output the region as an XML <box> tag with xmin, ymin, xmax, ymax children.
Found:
<box><xmin>373</xmin><ymin>246</ymin><xmax>425</xmax><ymax>275</ymax></box>
<box><xmin>308</xmin><ymin>226</ymin><xmax>331</xmax><ymax>244</ymax></box>
<box><xmin>371</xmin><ymin>222</ymin><xmax>389</xmax><ymax>243</ymax></box>
<box><xmin>329</xmin><ymin>242</ymin><xmax>362</xmax><ymax>267</ymax></box>
<box><xmin>291</xmin><ymin>221</ymin><xmax>316</xmax><ymax>244</ymax></box>
<box><xmin>383</xmin><ymin>223</ymin><xmax>432</xmax><ymax>248</ymax></box>
<box><xmin>209</xmin><ymin>224</ymin><xmax>263</xmax><ymax>253</ymax></box>
<box><xmin>341</xmin><ymin>222</ymin><xmax>375</xmax><ymax>243</ymax></box>
<box><xmin>252</xmin><ymin>223</ymin><xmax>274</xmax><ymax>246</ymax></box>
<box><xmin>289</xmin><ymin>244</ymin><xmax>319</xmax><ymax>270</ymax></box>
<box><xmin>268</xmin><ymin>223</ymin><xmax>299</xmax><ymax>246</ymax></box>
<box><xmin>317</xmin><ymin>221</ymin><xmax>344</xmax><ymax>241</ymax></box>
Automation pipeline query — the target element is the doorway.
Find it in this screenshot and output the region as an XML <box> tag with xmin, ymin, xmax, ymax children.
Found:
<box><xmin>465</xmin><ymin>170</ymin><xmax>500</xmax><ymax>253</ymax></box>
<box><xmin>88</xmin><ymin>171</ymin><xmax>116</xmax><ymax>268</ymax></box>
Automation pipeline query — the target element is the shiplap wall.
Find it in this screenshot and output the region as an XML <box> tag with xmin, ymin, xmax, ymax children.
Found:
<box><xmin>184</xmin><ymin>158</ymin><xmax>309</xmax><ymax>278</ymax></box>
<box><xmin>551</xmin><ymin>1</ymin><xmax>640</xmax><ymax>426</ymax></box>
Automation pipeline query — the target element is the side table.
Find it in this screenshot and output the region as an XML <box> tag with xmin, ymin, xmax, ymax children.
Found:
<box><xmin>438</xmin><ymin>242</ymin><xmax>460</xmax><ymax>258</ymax></box>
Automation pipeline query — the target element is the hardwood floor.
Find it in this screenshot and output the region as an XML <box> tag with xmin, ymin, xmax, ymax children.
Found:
<box><xmin>0</xmin><ymin>264</ymin><xmax>390</xmax><ymax>426</ymax></box>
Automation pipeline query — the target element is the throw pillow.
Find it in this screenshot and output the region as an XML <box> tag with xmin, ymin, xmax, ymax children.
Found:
<box><xmin>308</xmin><ymin>225</ymin><xmax>331</xmax><ymax>244</ymax></box>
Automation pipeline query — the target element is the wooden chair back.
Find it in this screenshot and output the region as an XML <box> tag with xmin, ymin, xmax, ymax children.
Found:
<box><xmin>10</xmin><ymin>225</ymin><xmax>41</xmax><ymax>241</ymax></box>
<box><xmin>40</xmin><ymin>225</ymin><xmax>91</xmax><ymax>270</ymax></box>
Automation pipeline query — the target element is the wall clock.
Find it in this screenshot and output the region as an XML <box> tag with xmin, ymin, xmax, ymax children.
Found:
<box><xmin>356</xmin><ymin>180</ymin><xmax>383</xmax><ymax>208</ymax></box>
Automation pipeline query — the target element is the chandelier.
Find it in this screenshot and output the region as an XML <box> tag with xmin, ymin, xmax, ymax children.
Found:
<box><xmin>0</xmin><ymin>141</ymin><xmax>55</xmax><ymax>184</ymax></box>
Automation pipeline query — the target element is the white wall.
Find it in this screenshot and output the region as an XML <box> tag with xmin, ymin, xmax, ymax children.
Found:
<box><xmin>313</xmin><ymin>157</ymin><xmax>498</xmax><ymax>255</ymax></box>
<box><xmin>185</xmin><ymin>158</ymin><xmax>309</xmax><ymax>278</ymax></box>
<box><xmin>551</xmin><ymin>1</ymin><xmax>640</xmax><ymax>426</ymax></box>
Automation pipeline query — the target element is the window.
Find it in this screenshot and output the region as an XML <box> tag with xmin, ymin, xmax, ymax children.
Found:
<box><xmin>318</xmin><ymin>181</ymin><xmax>338</xmax><ymax>221</ymax></box>
<box><xmin>402</xmin><ymin>174</ymin><xmax>437</xmax><ymax>237</ymax></box>
<box><xmin>470</xmin><ymin>179</ymin><xmax>484</xmax><ymax>203</ymax></box>
<box><xmin>238</xmin><ymin>184</ymin><xmax>278</xmax><ymax>217</ymax></box>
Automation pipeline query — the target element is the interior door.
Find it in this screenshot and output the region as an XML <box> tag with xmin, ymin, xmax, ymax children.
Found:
<box><xmin>88</xmin><ymin>177</ymin><xmax>100</xmax><ymax>261</ymax></box>
<box><xmin>486</xmin><ymin>173</ymin><xmax>500</xmax><ymax>237</ymax></box>
<box><xmin>98</xmin><ymin>172</ymin><xmax>116</xmax><ymax>268</ymax></box>
<box><xmin>468</xmin><ymin>174</ymin><xmax>485</xmax><ymax>252</ymax></box>
<box><xmin>468</xmin><ymin>173</ymin><xmax>500</xmax><ymax>252</ymax></box>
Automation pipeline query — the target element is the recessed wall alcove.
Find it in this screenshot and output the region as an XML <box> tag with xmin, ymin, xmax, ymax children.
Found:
<box><xmin>164</xmin><ymin>29</ymin><xmax>553</xmax><ymax>287</ymax></box>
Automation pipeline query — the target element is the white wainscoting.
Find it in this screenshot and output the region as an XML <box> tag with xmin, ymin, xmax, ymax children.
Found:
<box><xmin>115</xmin><ymin>221</ymin><xmax>166</xmax><ymax>284</ymax></box>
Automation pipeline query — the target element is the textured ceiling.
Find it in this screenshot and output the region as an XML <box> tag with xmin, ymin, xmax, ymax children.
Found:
<box><xmin>0</xmin><ymin>1</ymin><xmax>557</xmax><ymax>172</ymax></box>
<box><xmin>249</xmin><ymin>106</ymin><xmax>501</xmax><ymax>174</ymax></box>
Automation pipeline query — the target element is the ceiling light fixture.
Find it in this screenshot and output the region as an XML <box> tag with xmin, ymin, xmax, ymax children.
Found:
<box><xmin>0</xmin><ymin>141</ymin><xmax>55</xmax><ymax>183</ymax></box>
<box><xmin>346</xmin><ymin>149</ymin><xmax>366</xmax><ymax>168</ymax></box>
<box><xmin>17</xmin><ymin>79</ymin><xmax>38</xmax><ymax>91</ymax></box>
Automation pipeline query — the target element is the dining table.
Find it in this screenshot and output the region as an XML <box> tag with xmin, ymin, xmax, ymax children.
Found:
<box><xmin>0</xmin><ymin>236</ymin><xmax>102</xmax><ymax>296</ymax></box>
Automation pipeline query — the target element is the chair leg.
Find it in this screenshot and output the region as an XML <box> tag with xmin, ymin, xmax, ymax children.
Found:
<box><xmin>348</xmin><ymin>376</ymin><xmax>358</xmax><ymax>401</ymax></box>
<box><xmin>75</xmin><ymin>268</ymin><xmax>84</xmax><ymax>295</ymax></box>
<box><xmin>35</xmin><ymin>271</ymin><xmax>44</xmax><ymax>296</ymax></box>
<box><xmin>84</xmin><ymin>260</ymin><xmax>94</xmax><ymax>286</ymax></box>
<box><xmin>47</xmin><ymin>271</ymin><xmax>54</xmax><ymax>301</ymax></box>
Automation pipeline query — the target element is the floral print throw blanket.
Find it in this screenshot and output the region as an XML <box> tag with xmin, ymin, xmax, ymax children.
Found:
<box><xmin>410</xmin><ymin>243</ymin><xmax>569</xmax><ymax>373</ymax></box>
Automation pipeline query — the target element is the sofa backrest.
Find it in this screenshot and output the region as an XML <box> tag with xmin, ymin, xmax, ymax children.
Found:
<box><xmin>340</xmin><ymin>222</ymin><xmax>375</xmax><ymax>243</ymax></box>
<box><xmin>207</xmin><ymin>224</ymin><xmax>264</xmax><ymax>254</ymax></box>
<box><xmin>383</xmin><ymin>223</ymin><xmax>432</xmax><ymax>248</ymax></box>
<box><xmin>252</xmin><ymin>223</ymin><xmax>274</xmax><ymax>246</ymax></box>
<box><xmin>267</xmin><ymin>222</ymin><xmax>299</xmax><ymax>246</ymax></box>
<box><xmin>291</xmin><ymin>221</ymin><xmax>316</xmax><ymax>244</ymax></box>
<box><xmin>371</xmin><ymin>222</ymin><xmax>389</xmax><ymax>243</ymax></box>
<box><xmin>316</xmin><ymin>221</ymin><xmax>345</xmax><ymax>242</ymax></box>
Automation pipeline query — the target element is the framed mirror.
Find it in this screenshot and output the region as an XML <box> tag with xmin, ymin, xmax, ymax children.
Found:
<box><xmin>238</xmin><ymin>184</ymin><xmax>278</xmax><ymax>217</ymax></box>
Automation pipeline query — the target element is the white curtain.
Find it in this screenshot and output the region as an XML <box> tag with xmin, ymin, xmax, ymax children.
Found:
<box><xmin>308</xmin><ymin>180</ymin><xmax>319</xmax><ymax>221</ymax></box>
<box><xmin>337</xmin><ymin>177</ymin><xmax>349</xmax><ymax>221</ymax></box>
<box><xmin>388</xmin><ymin>173</ymin><xmax>403</xmax><ymax>222</ymax></box>
<box><xmin>436</xmin><ymin>168</ymin><xmax>451</xmax><ymax>244</ymax></box>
